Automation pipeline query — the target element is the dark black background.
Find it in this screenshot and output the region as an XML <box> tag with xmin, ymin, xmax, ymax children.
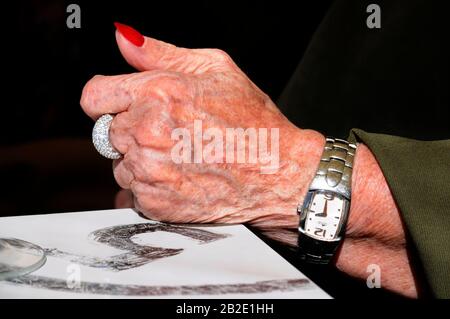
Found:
<box><xmin>4</xmin><ymin>0</ymin><xmax>332</xmax><ymax>145</ymax></box>
<box><xmin>1</xmin><ymin>0</ymin><xmax>447</xmax><ymax>299</ymax></box>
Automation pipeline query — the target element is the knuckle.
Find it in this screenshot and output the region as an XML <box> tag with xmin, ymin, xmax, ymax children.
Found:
<box><xmin>208</xmin><ymin>48</ymin><xmax>233</xmax><ymax>65</ymax></box>
<box><xmin>135</xmin><ymin>71</ymin><xmax>194</xmax><ymax>106</ymax></box>
<box><xmin>109</xmin><ymin>112</ymin><xmax>132</xmax><ymax>154</ymax></box>
<box><xmin>134</xmin><ymin>116</ymin><xmax>174</xmax><ymax>148</ymax></box>
<box><xmin>121</xmin><ymin>150</ymin><xmax>152</xmax><ymax>184</ymax></box>
<box><xmin>133</xmin><ymin>158</ymin><xmax>168</xmax><ymax>184</ymax></box>
<box><xmin>113</xmin><ymin>159</ymin><xmax>134</xmax><ymax>189</ymax></box>
<box><xmin>150</xmin><ymin>72</ymin><xmax>186</xmax><ymax>90</ymax></box>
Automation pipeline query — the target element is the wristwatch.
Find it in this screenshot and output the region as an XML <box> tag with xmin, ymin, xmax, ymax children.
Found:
<box><xmin>297</xmin><ymin>137</ymin><xmax>357</xmax><ymax>264</ymax></box>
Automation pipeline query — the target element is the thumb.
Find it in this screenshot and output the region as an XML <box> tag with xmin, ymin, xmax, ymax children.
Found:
<box><xmin>114</xmin><ymin>22</ymin><xmax>228</xmax><ymax>74</ymax></box>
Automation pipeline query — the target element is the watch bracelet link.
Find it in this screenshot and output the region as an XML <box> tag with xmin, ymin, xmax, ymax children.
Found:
<box><xmin>297</xmin><ymin>137</ymin><xmax>357</xmax><ymax>264</ymax></box>
<box><xmin>310</xmin><ymin>137</ymin><xmax>356</xmax><ymax>199</ymax></box>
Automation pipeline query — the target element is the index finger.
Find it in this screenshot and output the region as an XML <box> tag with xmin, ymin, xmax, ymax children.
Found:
<box><xmin>80</xmin><ymin>73</ymin><xmax>140</xmax><ymax>120</ymax></box>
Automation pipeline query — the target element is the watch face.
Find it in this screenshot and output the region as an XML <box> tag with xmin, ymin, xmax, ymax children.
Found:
<box><xmin>302</xmin><ymin>191</ymin><xmax>348</xmax><ymax>241</ymax></box>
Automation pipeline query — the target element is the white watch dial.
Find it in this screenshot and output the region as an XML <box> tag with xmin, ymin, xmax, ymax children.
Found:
<box><xmin>304</xmin><ymin>192</ymin><xmax>346</xmax><ymax>241</ymax></box>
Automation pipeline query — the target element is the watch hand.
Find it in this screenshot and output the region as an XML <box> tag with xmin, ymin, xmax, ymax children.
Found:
<box><xmin>316</xmin><ymin>200</ymin><xmax>328</xmax><ymax>218</ymax></box>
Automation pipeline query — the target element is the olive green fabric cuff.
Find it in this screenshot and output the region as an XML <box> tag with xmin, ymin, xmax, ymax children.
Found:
<box><xmin>348</xmin><ymin>129</ymin><xmax>450</xmax><ymax>298</ymax></box>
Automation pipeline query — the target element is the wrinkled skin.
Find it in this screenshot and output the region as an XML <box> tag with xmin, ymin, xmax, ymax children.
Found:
<box><xmin>81</xmin><ymin>30</ymin><xmax>418</xmax><ymax>298</ymax></box>
<box><xmin>81</xmin><ymin>34</ymin><xmax>323</xmax><ymax>227</ymax></box>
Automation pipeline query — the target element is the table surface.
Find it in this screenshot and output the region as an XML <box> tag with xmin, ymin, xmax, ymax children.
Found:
<box><xmin>0</xmin><ymin>208</ymin><xmax>330</xmax><ymax>299</ymax></box>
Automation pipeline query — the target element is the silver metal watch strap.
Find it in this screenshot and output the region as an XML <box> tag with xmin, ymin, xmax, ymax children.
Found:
<box><xmin>309</xmin><ymin>137</ymin><xmax>357</xmax><ymax>199</ymax></box>
<box><xmin>297</xmin><ymin>137</ymin><xmax>357</xmax><ymax>264</ymax></box>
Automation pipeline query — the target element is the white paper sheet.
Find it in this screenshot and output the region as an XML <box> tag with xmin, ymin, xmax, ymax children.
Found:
<box><xmin>0</xmin><ymin>209</ymin><xmax>329</xmax><ymax>298</ymax></box>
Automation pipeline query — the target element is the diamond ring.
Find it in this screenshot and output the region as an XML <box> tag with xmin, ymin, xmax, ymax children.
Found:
<box><xmin>92</xmin><ymin>114</ymin><xmax>122</xmax><ymax>159</ymax></box>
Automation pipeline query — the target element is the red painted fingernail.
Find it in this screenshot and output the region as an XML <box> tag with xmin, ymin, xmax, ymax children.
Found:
<box><xmin>114</xmin><ymin>22</ymin><xmax>145</xmax><ymax>47</ymax></box>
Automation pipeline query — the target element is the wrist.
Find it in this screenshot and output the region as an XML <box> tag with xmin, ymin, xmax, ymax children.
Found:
<box><xmin>344</xmin><ymin>143</ymin><xmax>405</xmax><ymax>242</ymax></box>
<box><xmin>286</xmin><ymin>129</ymin><xmax>326</xmax><ymax>225</ymax></box>
<box><xmin>250</xmin><ymin>128</ymin><xmax>324</xmax><ymax>233</ymax></box>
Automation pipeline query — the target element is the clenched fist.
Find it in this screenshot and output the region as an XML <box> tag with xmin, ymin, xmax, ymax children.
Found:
<box><xmin>80</xmin><ymin>23</ymin><xmax>324</xmax><ymax>228</ymax></box>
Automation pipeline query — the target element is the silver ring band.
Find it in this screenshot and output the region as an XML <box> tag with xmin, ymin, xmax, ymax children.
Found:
<box><xmin>92</xmin><ymin>114</ymin><xmax>122</xmax><ymax>159</ymax></box>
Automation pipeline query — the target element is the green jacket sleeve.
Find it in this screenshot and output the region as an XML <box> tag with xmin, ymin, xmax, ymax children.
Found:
<box><xmin>349</xmin><ymin>129</ymin><xmax>450</xmax><ymax>298</ymax></box>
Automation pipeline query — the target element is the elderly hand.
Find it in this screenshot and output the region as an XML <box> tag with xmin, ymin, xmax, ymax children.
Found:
<box><xmin>81</xmin><ymin>23</ymin><xmax>324</xmax><ymax>228</ymax></box>
<box><xmin>80</xmin><ymin>23</ymin><xmax>417</xmax><ymax>298</ymax></box>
